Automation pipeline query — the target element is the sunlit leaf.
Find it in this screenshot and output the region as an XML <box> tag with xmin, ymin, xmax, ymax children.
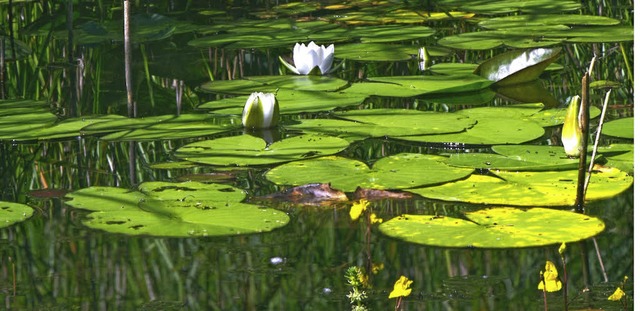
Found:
<box><xmin>0</xmin><ymin>201</ymin><xmax>34</xmax><ymax>228</ymax></box>
<box><xmin>199</xmin><ymin>75</ymin><xmax>349</xmax><ymax>95</ymax></box>
<box><xmin>408</xmin><ymin>167</ymin><xmax>633</xmax><ymax>206</ymax></box>
<box><xmin>266</xmin><ymin>153</ymin><xmax>474</xmax><ymax>192</ymax></box>
<box><xmin>379</xmin><ymin>207</ymin><xmax>605</xmax><ymax>248</ymax></box>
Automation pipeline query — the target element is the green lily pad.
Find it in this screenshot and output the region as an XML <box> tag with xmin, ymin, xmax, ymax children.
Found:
<box><xmin>392</xmin><ymin>104</ymin><xmax>547</xmax><ymax>145</ymax></box>
<box><xmin>408</xmin><ymin>167</ymin><xmax>633</xmax><ymax>206</ymax></box>
<box><xmin>0</xmin><ymin>201</ymin><xmax>34</xmax><ymax>228</ymax></box>
<box><xmin>436</xmin><ymin>0</ymin><xmax>582</xmax><ymax>14</ymax></box>
<box><xmin>201</xmin><ymin>89</ymin><xmax>367</xmax><ymax>114</ymax></box>
<box><xmin>0</xmin><ymin>112</ymin><xmax>58</xmax><ymax>141</ymax></box>
<box><xmin>64</xmin><ymin>181</ymin><xmax>289</xmax><ymax>237</ymax></box>
<box><xmin>174</xmin><ymin>134</ymin><xmax>349</xmax><ymax>166</ymax></box>
<box><xmin>445</xmin><ymin>145</ymin><xmax>598</xmax><ymax>171</ymax></box>
<box><xmin>479</xmin><ymin>14</ymin><xmax>622</xmax><ymax>30</ymax></box>
<box><xmin>601</xmin><ymin>117</ymin><xmax>633</xmax><ymax>139</ymax></box>
<box><xmin>199</xmin><ymin>75</ymin><xmax>349</xmax><ymax>95</ymax></box>
<box><xmin>348</xmin><ymin>25</ymin><xmax>436</xmax><ymax>43</ymax></box>
<box><xmin>11</xmin><ymin>115</ymin><xmax>127</xmax><ymax>141</ymax></box>
<box><xmin>95</xmin><ymin>114</ymin><xmax>240</xmax><ymax>141</ymax></box>
<box><xmin>600</xmin><ymin>144</ymin><xmax>634</xmax><ymax>174</ymax></box>
<box><xmin>335</xmin><ymin>43</ymin><xmax>417</xmax><ymax>61</ymax></box>
<box><xmin>266</xmin><ymin>153</ymin><xmax>474</xmax><ymax>192</ymax></box>
<box><xmin>474</xmin><ymin>47</ymin><xmax>562</xmax><ymax>86</ymax></box>
<box><xmin>343</xmin><ymin>75</ymin><xmax>493</xmax><ymax>97</ymax></box>
<box><xmin>378</xmin><ymin>207</ymin><xmax>605</xmax><ymax>248</ymax></box>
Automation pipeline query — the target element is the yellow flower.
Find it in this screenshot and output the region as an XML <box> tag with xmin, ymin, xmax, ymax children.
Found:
<box><xmin>372</xmin><ymin>262</ymin><xmax>384</xmax><ymax>274</ymax></box>
<box><xmin>388</xmin><ymin>275</ymin><xmax>413</xmax><ymax>299</ymax></box>
<box><xmin>558</xmin><ymin>242</ymin><xmax>566</xmax><ymax>255</ymax></box>
<box><xmin>538</xmin><ymin>261</ymin><xmax>562</xmax><ymax>292</ymax></box>
<box><xmin>608</xmin><ymin>287</ymin><xmax>625</xmax><ymax>301</ymax></box>
<box><xmin>349</xmin><ymin>199</ymin><xmax>369</xmax><ymax>221</ymax></box>
<box><xmin>369</xmin><ymin>213</ymin><xmax>383</xmax><ymax>224</ymax></box>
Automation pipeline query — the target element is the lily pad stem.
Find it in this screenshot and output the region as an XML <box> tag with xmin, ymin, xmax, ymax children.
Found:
<box><xmin>574</xmin><ymin>71</ymin><xmax>589</xmax><ymax>213</ymax></box>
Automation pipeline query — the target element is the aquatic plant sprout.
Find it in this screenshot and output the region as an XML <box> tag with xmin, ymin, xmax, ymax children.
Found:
<box><xmin>242</xmin><ymin>92</ymin><xmax>280</xmax><ymax>129</ymax></box>
<box><xmin>280</xmin><ymin>41</ymin><xmax>334</xmax><ymax>75</ymax></box>
<box><xmin>561</xmin><ymin>95</ymin><xmax>583</xmax><ymax>157</ymax></box>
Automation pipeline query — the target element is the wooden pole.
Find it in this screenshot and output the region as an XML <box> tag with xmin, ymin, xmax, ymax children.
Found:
<box><xmin>575</xmin><ymin>72</ymin><xmax>590</xmax><ymax>212</ymax></box>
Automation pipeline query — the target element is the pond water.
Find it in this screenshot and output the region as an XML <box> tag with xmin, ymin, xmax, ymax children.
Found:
<box><xmin>0</xmin><ymin>1</ymin><xmax>634</xmax><ymax>310</ymax></box>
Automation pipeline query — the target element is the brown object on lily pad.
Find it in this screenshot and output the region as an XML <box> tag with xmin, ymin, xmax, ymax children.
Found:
<box><xmin>259</xmin><ymin>183</ymin><xmax>348</xmax><ymax>206</ymax></box>
<box><xmin>353</xmin><ymin>187</ymin><xmax>414</xmax><ymax>200</ymax></box>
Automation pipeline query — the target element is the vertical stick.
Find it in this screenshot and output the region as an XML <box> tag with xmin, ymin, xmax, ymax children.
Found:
<box><xmin>574</xmin><ymin>72</ymin><xmax>589</xmax><ymax>213</ymax></box>
<box><xmin>0</xmin><ymin>38</ymin><xmax>5</xmax><ymax>99</ymax></box>
<box><xmin>124</xmin><ymin>0</ymin><xmax>135</xmax><ymax>117</ymax></box>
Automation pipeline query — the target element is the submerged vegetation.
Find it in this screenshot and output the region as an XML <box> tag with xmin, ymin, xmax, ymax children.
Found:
<box><xmin>0</xmin><ymin>0</ymin><xmax>634</xmax><ymax>310</ymax></box>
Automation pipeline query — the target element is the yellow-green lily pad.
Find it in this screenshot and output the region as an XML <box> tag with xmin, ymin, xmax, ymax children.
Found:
<box><xmin>408</xmin><ymin>167</ymin><xmax>633</xmax><ymax>206</ymax></box>
<box><xmin>0</xmin><ymin>201</ymin><xmax>34</xmax><ymax>228</ymax></box>
<box><xmin>378</xmin><ymin>207</ymin><xmax>605</xmax><ymax>248</ymax></box>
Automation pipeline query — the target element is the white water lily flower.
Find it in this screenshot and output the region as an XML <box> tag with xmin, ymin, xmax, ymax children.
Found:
<box><xmin>280</xmin><ymin>41</ymin><xmax>334</xmax><ymax>75</ymax></box>
<box><xmin>242</xmin><ymin>92</ymin><xmax>280</xmax><ymax>129</ymax></box>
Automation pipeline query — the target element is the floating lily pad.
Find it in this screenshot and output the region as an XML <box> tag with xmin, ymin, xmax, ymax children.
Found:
<box><xmin>11</xmin><ymin>115</ymin><xmax>127</xmax><ymax>141</ymax></box>
<box><xmin>408</xmin><ymin>167</ymin><xmax>633</xmax><ymax>206</ymax></box>
<box><xmin>199</xmin><ymin>75</ymin><xmax>349</xmax><ymax>95</ymax></box>
<box><xmin>390</xmin><ymin>104</ymin><xmax>547</xmax><ymax>145</ymax></box>
<box><xmin>343</xmin><ymin>75</ymin><xmax>493</xmax><ymax>97</ymax></box>
<box><xmin>479</xmin><ymin>14</ymin><xmax>622</xmax><ymax>29</ymax></box>
<box><xmin>0</xmin><ymin>112</ymin><xmax>58</xmax><ymax>141</ymax></box>
<box><xmin>95</xmin><ymin>114</ymin><xmax>240</xmax><ymax>141</ymax></box>
<box><xmin>347</xmin><ymin>25</ymin><xmax>436</xmax><ymax>43</ymax></box>
<box><xmin>201</xmin><ymin>89</ymin><xmax>367</xmax><ymax>114</ymax></box>
<box><xmin>600</xmin><ymin>144</ymin><xmax>634</xmax><ymax>174</ymax></box>
<box><xmin>64</xmin><ymin>181</ymin><xmax>289</xmax><ymax>237</ymax></box>
<box><xmin>474</xmin><ymin>48</ymin><xmax>562</xmax><ymax>86</ymax></box>
<box><xmin>445</xmin><ymin>145</ymin><xmax>599</xmax><ymax>171</ymax></box>
<box><xmin>335</xmin><ymin>43</ymin><xmax>416</xmax><ymax>61</ymax></box>
<box><xmin>378</xmin><ymin>207</ymin><xmax>605</xmax><ymax>248</ymax></box>
<box><xmin>266</xmin><ymin>153</ymin><xmax>474</xmax><ymax>192</ymax></box>
<box><xmin>601</xmin><ymin>117</ymin><xmax>633</xmax><ymax>139</ymax></box>
<box><xmin>0</xmin><ymin>201</ymin><xmax>34</xmax><ymax>228</ymax></box>
<box><xmin>436</xmin><ymin>0</ymin><xmax>582</xmax><ymax>14</ymax></box>
<box><xmin>174</xmin><ymin>134</ymin><xmax>349</xmax><ymax>166</ymax></box>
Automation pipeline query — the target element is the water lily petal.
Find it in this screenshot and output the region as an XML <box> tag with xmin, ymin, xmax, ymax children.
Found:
<box><xmin>293</xmin><ymin>44</ymin><xmax>318</xmax><ymax>75</ymax></box>
<box><xmin>318</xmin><ymin>44</ymin><xmax>335</xmax><ymax>74</ymax></box>
<box><xmin>242</xmin><ymin>92</ymin><xmax>279</xmax><ymax>129</ymax></box>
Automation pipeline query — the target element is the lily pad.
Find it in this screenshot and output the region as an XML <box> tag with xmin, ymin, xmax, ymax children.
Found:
<box><xmin>200</xmin><ymin>89</ymin><xmax>367</xmax><ymax>114</ymax></box>
<box><xmin>343</xmin><ymin>75</ymin><xmax>493</xmax><ymax>97</ymax></box>
<box><xmin>11</xmin><ymin>115</ymin><xmax>127</xmax><ymax>141</ymax></box>
<box><xmin>95</xmin><ymin>114</ymin><xmax>240</xmax><ymax>141</ymax></box>
<box><xmin>474</xmin><ymin>47</ymin><xmax>562</xmax><ymax>86</ymax></box>
<box><xmin>64</xmin><ymin>181</ymin><xmax>289</xmax><ymax>237</ymax></box>
<box><xmin>445</xmin><ymin>145</ymin><xmax>598</xmax><ymax>171</ymax></box>
<box><xmin>436</xmin><ymin>0</ymin><xmax>582</xmax><ymax>14</ymax></box>
<box><xmin>266</xmin><ymin>153</ymin><xmax>474</xmax><ymax>192</ymax></box>
<box><xmin>199</xmin><ymin>75</ymin><xmax>349</xmax><ymax>95</ymax></box>
<box><xmin>0</xmin><ymin>202</ymin><xmax>34</xmax><ymax>228</ymax></box>
<box><xmin>0</xmin><ymin>112</ymin><xmax>58</xmax><ymax>141</ymax></box>
<box><xmin>601</xmin><ymin>117</ymin><xmax>633</xmax><ymax>139</ymax></box>
<box><xmin>378</xmin><ymin>207</ymin><xmax>605</xmax><ymax>248</ymax></box>
<box><xmin>408</xmin><ymin>167</ymin><xmax>633</xmax><ymax>206</ymax></box>
<box><xmin>391</xmin><ymin>104</ymin><xmax>547</xmax><ymax>145</ymax></box>
<box><xmin>335</xmin><ymin>43</ymin><xmax>417</xmax><ymax>62</ymax></box>
<box><xmin>174</xmin><ymin>134</ymin><xmax>349</xmax><ymax>166</ymax></box>
<box><xmin>600</xmin><ymin>144</ymin><xmax>634</xmax><ymax>174</ymax></box>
